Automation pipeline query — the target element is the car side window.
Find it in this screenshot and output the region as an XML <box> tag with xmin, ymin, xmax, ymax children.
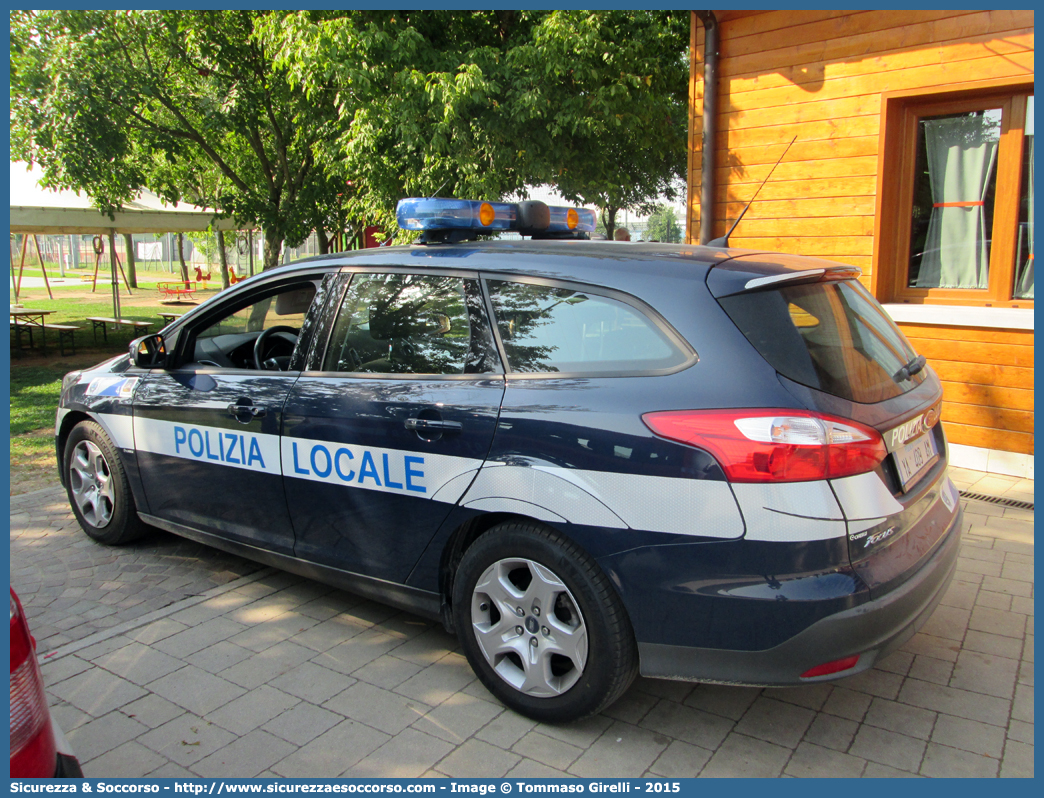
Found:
<box><xmin>186</xmin><ymin>282</ymin><xmax>318</xmax><ymax>370</ymax></box>
<box><xmin>486</xmin><ymin>279</ymin><xmax>689</xmax><ymax>374</ymax></box>
<box><xmin>322</xmin><ymin>273</ymin><xmax>494</xmax><ymax>375</ymax></box>
<box><xmin>196</xmin><ymin>284</ymin><xmax>315</xmax><ymax>340</ymax></box>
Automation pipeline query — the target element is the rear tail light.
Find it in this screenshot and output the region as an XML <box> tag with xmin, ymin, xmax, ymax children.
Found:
<box><xmin>642</xmin><ymin>409</ymin><xmax>887</xmax><ymax>483</ymax></box>
<box><xmin>10</xmin><ymin>589</ymin><xmax>57</xmax><ymax>777</ymax></box>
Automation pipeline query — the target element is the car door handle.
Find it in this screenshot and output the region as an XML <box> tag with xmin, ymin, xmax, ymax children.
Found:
<box><xmin>405</xmin><ymin>418</ymin><xmax>462</xmax><ymax>433</ymax></box>
<box><xmin>227</xmin><ymin>402</ymin><xmax>267</xmax><ymax>421</ymax></box>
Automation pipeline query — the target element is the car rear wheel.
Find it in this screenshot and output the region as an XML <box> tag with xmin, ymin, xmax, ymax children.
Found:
<box><xmin>452</xmin><ymin>521</ymin><xmax>637</xmax><ymax>722</ymax></box>
<box><xmin>64</xmin><ymin>421</ymin><xmax>145</xmax><ymax>545</ymax></box>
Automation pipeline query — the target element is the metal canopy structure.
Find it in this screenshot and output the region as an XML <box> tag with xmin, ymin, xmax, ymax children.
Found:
<box><xmin>9</xmin><ymin>161</ymin><xmax>237</xmax><ymax>317</ymax></box>
<box><xmin>10</xmin><ymin>161</ymin><xmax>236</xmax><ymax>235</ymax></box>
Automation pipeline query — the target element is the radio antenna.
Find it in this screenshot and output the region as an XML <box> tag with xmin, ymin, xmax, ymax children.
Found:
<box><xmin>708</xmin><ymin>136</ymin><xmax>797</xmax><ymax>248</ymax></box>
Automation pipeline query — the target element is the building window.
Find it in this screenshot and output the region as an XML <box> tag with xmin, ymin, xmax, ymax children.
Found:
<box><xmin>1016</xmin><ymin>96</ymin><xmax>1034</xmax><ymax>299</ymax></box>
<box><xmin>879</xmin><ymin>87</ymin><xmax>1033</xmax><ymax>306</ymax></box>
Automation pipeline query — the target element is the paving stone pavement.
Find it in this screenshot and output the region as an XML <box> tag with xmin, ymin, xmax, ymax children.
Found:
<box><xmin>10</xmin><ymin>489</ymin><xmax>265</xmax><ymax>654</ymax></box>
<box><xmin>10</xmin><ymin>469</ymin><xmax>1033</xmax><ymax>779</ymax></box>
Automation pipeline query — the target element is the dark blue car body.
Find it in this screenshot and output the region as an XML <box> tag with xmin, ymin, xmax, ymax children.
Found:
<box><xmin>56</xmin><ymin>240</ymin><xmax>961</xmax><ymax>711</ymax></box>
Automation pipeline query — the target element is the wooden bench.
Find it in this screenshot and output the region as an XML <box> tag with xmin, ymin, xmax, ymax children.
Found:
<box><xmin>157</xmin><ymin>281</ymin><xmax>198</xmax><ymax>302</ymax></box>
<box><xmin>10</xmin><ymin>319</ymin><xmax>34</xmax><ymax>351</ymax></box>
<box><xmin>43</xmin><ymin>324</ymin><xmax>80</xmax><ymax>356</ymax></box>
<box><xmin>85</xmin><ymin>317</ymin><xmax>153</xmax><ymax>343</ymax></box>
<box><xmin>158</xmin><ymin>311</ymin><xmax>184</xmax><ymax>325</ymax></box>
<box><xmin>12</xmin><ymin>321</ymin><xmax>81</xmax><ymax>356</ymax></box>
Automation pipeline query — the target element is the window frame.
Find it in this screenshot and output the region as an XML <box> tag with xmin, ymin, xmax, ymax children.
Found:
<box><xmin>480</xmin><ymin>273</ymin><xmax>698</xmax><ymax>379</ymax></box>
<box><xmin>875</xmin><ymin>81</ymin><xmax>1033</xmax><ymax>308</ymax></box>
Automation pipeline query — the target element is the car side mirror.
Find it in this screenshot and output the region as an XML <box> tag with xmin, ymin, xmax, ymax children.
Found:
<box><xmin>130</xmin><ymin>334</ymin><xmax>167</xmax><ymax>368</ymax></box>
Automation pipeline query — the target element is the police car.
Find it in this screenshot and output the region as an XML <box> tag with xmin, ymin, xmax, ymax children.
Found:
<box><xmin>55</xmin><ymin>197</ymin><xmax>962</xmax><ymax>722</ymax></box>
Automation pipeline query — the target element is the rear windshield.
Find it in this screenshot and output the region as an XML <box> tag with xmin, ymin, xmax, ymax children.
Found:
<box><xmin>717</xmin><ymin>279</ymin><xmax>925</xmax><ymax>404</ymax></box>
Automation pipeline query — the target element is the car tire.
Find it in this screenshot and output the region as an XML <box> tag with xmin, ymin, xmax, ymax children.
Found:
<box><xmin>64</xmin><ymin>420</ymin><xmax>145</xmax><ymax>545</ymax></box>
<box><xmin>452</xmin><ymin>521</ymin><xmax>638</xmax><ymax>722</ymax></box>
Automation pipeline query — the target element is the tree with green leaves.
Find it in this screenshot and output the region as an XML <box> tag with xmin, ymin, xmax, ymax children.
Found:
<box><xmin>262</xmin><ymin>11</ymin><xmax>545</xmax><ymax>238</ymax></box>
<box><xmin>526</xmin><ymin>11</ymin><xmax>690</xmax><ymax>237</ymax></box>
<box><xmin>645</xmin><ymin>205</ymin><xmax>683</xmax><ymax>243</ymax></box>
<box><xmin>11</xmin><ymin>9</ymin><xmax>342</xmax><ymax>270</ymax></box>
<box><xmin>263</xmin><ymin>10</ymin><xmax>689</xmax><ymax>239</ymax></box>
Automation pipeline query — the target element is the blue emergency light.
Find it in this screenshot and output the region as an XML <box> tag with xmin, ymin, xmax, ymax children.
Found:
<box><xmin>396</xmin><ymin>197</ymin><xmax>597</xmax><ymax>243</ymax></box>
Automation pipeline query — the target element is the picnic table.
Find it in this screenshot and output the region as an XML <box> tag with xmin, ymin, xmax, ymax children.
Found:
<box><xmin>85</xmin><ymin>317</ymin><xmax>153</xmax><ymax>343</ymax></box>
<box><xmin>10</xmin><ymin>308</ymin><xmax>79</xmax><ymax>356</ymax></box>
<box><xmin>159</xmin><ymin>311</ymin><xmax>184</xmax><ymax>325</ymax></box>
<box><xmin>158</xmin><ymin>281</ymin><xmax>198</xmax><ymax>302</ymax></box>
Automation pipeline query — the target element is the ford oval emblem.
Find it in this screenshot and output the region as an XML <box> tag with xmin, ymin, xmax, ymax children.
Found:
<box><xmin>924</xmin><ymin>408</ymin><xmax>940</xmax><ymax>429</ymax></box>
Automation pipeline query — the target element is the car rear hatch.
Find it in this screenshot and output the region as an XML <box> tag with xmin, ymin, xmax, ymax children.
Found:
<box><xmin>707</xmin><ymin>253</ymin><xmax>960</xmax><ymax>597</ymax></box>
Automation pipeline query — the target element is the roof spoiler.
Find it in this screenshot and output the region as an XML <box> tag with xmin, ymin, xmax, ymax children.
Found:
<box><xmin>743</xmin><ymin>265</ymin><xmax>862</xmax><ymax>291</ymax></box>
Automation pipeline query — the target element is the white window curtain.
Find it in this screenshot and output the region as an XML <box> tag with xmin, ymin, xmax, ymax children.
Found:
<box><xmin>1015</xmin><ymin>96</ymin><xmax>1034</xmax><ymax>299</ymax></box>
<box><xmin>916</xmin><ymin>113</ymin><xmax>1000</xmax><ymax>289</ymax></box>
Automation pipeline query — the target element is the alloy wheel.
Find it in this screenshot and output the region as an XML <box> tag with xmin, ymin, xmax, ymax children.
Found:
<box><xmin>470</xmin><ymin>557</ymin><xmax>589</xmax><ymax>697</ymax></box>
<box><xmin>69</xmin><ymin>440</ymin><xmax>115</xmax><ymax>528</ymax></box>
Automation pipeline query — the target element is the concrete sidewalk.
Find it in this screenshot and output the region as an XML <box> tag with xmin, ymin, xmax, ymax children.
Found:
<box><xmin>10</xmin><ymin>467</ymin><xmax>1033</xmax><ymax>778</ymax></box>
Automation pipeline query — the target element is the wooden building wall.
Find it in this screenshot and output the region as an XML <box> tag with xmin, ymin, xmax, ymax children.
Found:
<box><xmin>897</xmin><ymin>323</ymin><xmax>1034</xmax><ymax>455</ymax></box>
<box><xmin>688</xmin><ymin>10</ymin><xmax>1034</xmax><ymax>456</ymax></box>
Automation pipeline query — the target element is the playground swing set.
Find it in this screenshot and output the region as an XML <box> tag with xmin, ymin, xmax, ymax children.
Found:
<box><xmin>11</xmin><ymin>234</ymin><xmax>133</xmax><ymax>304</ymax></box>
<box><xmin>12</xmin><ymin>233</ymin><xmax>243</xmax><ymax>306</ymax></box>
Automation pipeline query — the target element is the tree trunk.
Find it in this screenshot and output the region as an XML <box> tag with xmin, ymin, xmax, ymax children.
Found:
<box><xmin>603</xmin><ymin>207</ymin><xmax>619</xmax><ymax>240</ymax></box>
<box><xmin>316</xmin><ymin>228</ymin><xmax>330</xmax><ymax>255</ymax></box>
<box><xmin>176</xmin><ymin>233</ymin><xmax>189</xmax><ymax>282</ymax></box>
<box><xmin>217</xmin><ymin>229</ymin><xmax>231</xmax><ymax>289</ymax></box>
<box><xmin>122</xmin><ymin>234</ymin><xmax>138</xmax><ymax>288</ymax></box>
<box><xmin>262</xmin><ymin>228</ymin><xmax>283</xmax><ymax>271</ymax></box>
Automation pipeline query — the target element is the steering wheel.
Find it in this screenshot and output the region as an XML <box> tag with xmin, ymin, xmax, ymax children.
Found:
<box><xmin>253</xmin><ymin>326</ymin><xmax>299</xmax><ymax>370</ymax></box>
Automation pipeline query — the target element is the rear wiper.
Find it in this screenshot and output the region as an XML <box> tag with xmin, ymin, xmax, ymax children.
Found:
<box><xmin>893</xmin><ymin>354</ymin><xmax>927</xmax><ymax>383</ymax></box>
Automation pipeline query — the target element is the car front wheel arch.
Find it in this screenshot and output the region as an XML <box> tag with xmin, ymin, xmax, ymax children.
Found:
<box><xmin>56</xmin><ymin>411</ymin><xmax>92</xmax><ymax>486</ymax></box>
<box><xmin>439</xmin><ymin>512</ymin><xmax>522</xmax><ymax>612</ymax></box>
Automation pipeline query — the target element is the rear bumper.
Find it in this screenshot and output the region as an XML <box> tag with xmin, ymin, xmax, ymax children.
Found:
<box><xmin>638</xmin><ymin>505</ymin><xmax>961</xmax><ymax>685</ymax></box>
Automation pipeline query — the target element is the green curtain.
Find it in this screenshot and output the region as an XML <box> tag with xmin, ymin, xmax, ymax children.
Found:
<box><xmin>916</xmin><ymin>113</ymin><xmax>999</xmax><ymax>289</ymax></box>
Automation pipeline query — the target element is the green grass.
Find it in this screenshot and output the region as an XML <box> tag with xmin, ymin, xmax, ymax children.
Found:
<box><xmin>9</xmin><ymin>362</ymin><xmax>74</xmax><ymax>491</ymax></box>
<box><xmin>10</xmin><ymin>363</ymin><xmax>68</xmax><ymax>436</ymax></box>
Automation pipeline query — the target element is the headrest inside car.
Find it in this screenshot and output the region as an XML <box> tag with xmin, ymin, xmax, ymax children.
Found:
<box><xmin>275</xmin><ymin>285</ymin><xmax>316</xmax><ymax>315</ymax></box>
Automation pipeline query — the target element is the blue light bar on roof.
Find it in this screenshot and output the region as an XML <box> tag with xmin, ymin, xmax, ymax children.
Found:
<box><xmin>396</xmin><ymin>197</ymin><xmax>598</xmax><ymax>241</ymax></box>
<box><xmin>397</xmin><ymin>198</ymin><xmax>516</xmax><ymax>232</ymax></box>
<box><xmin>547</xmin><ymin>205</ymin><xmax>596</xmax><ymax>233</ymax></box>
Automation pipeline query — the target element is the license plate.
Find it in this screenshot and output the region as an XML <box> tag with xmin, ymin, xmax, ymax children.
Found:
<box><xmin>893</xmin><ymin>432</ymin><xmax>939</xmax><ymax>491</ymax></box>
